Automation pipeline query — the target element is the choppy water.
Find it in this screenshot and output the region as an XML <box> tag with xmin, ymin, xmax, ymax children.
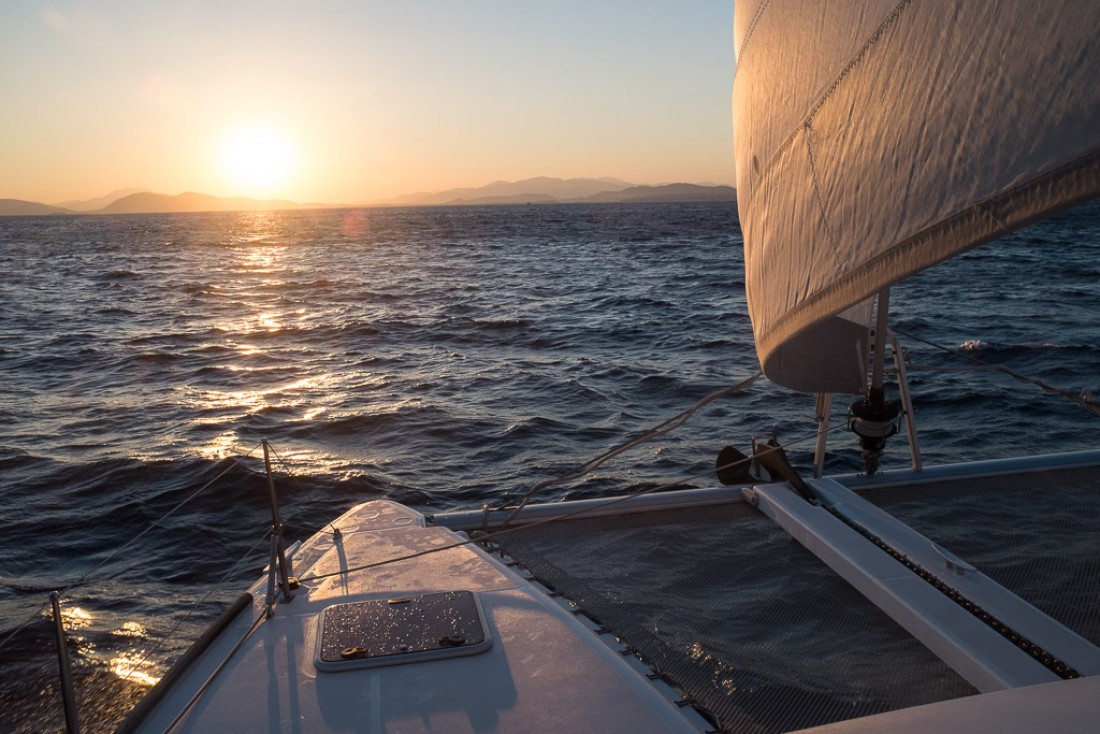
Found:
<box><xmin>1</xmin><ymin>201</ymin><xmax>1098</xmax><ymax>731</ymax></box>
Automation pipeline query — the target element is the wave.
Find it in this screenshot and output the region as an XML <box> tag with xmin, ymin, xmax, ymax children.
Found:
<box><xmin>96</xmin><ymin>269</ymin><xmax>141</xmax><ymax>280</ymax></box>
<box><xmin>2</xmin><ymin>200</ymin><xmax>1098</xmax><ymax>730</ymax></box>
<box><xmin>958</xmin><ymin>339</ymin><xmax>1100</xmax><ymax>353</ymax></box>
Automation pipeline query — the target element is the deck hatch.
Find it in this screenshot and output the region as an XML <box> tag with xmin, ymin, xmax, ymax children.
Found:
<box><xmin>315</xmin><ymin>590</ymin><xmax>491</xmax><ymax>671</ymax></box>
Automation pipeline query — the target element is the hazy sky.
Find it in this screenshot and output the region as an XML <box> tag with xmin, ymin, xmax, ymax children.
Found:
<box><xmin>1</xmin><ymin>2</ymin><xmax>735</xmax><ymax>205</ymax></box>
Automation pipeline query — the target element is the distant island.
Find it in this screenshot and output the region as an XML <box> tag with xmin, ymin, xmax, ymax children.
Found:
<box><xmin>0</xmin><ymin>199</ymin><xmax>71</xmax><ymax>216</ymax></box>
<box><xmin>101</xmin><ymin>191</ymin><xmax>301</xmax><ymax>214</ymax></box>
<box><xmin>0</xmin><ymin>192</ymin><xmax>298</xmax><ymax>217</ymax></box>
<box><xmin>0</xmin><ymin>177</ymin><xmax>736</xmax><ymax>216</ymax></box>
<box><xmin>378</xmin><ymin>177</ymin><xmax>736</xmax><ymax>206</ymax></box>
<box><xmin>582</xmin><ymin>183</ymin><xmax>737</xmax><ymax>204</ymax></box>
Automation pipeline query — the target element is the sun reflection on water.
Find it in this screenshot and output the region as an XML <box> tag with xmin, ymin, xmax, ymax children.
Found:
<box><xmin>59</xmin><ymin>605</ymin><xmax>93</xmax><ymax>631</ymax></box>
<box><xmin>257</xmin><ymin>312</ymin><xmax>282</xmax><ymax>330</ymax></box>
<box><xmin>109</xmin><ymin>622</ymin><xmax>161</xmax><ymax>686</ymax></box>
<box><xmin>112</xmin><ymin>620</ymin><xmax>147</xmax><ymax>639</ymax></box>
<box><xmin>302</xmin><ymin>406</ymin><xmax>327</xmax><ymax>421</ymax></box>
<box><xmin>186</xmin><ymin>370</ymin><xmax>343</xmax><ymax>466</ymax></box>
<box><xmin>173</xmin><ymin>212</ymin><xmax>352</xmax><ymax>473</ymax></box>
<box><xmin>199</xmin><ymin>430</ymin><xmax>244</xmax><ymax>462</ymax></box>
<box><xmin>44</xmin><ymin>604</ymin><xmax>163</xmax><ymax>687</ymax></box>
<box><xmin>191</xmin><ymin>376</ymin><xmax>320</xmax><ymax>411</ymax></box>
<box><xmin>237</xmin><ymin>243</ymin><xmax>285</xmax><ymax>269</ymax></box>
<box><xmin>110</xmin><ymin>651</ymin><xmax>161</xmax><ymax>687</ymax></box>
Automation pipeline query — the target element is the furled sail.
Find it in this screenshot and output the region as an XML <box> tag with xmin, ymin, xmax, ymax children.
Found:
<box><xmin>733</xmin><ymin>0</ymin><xmax>1100</xmax><ymax>393</ymax></box>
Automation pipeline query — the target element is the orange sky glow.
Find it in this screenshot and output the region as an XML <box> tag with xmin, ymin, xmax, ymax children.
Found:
<box><xmin>0</xmin><ymin>2</ymin><xmax>735</xmax><ymax>205</ymax></box>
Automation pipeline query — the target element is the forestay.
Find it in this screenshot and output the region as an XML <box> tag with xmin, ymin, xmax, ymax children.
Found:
<box><xmin>732</xmin><ymin>0</ymin><xmax>1100</xmax><ymax>393</ymax></box>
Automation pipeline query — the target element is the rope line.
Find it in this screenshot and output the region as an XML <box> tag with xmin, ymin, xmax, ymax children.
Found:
<box><xmin>163</xmin><ymin>610</ymin><xmax>269</xmax><ymax>734</ymax></box>
<box><xmin>115</xmin><ymin>527</ymin><xmax>273</xmax><ymax>688</ymax></box>
<box><xmin>490</xmin><ymin>371</ymin><xmax>763</xmax><ymax>528</ymax></box>
<box><xmin>893</xmin><ymin>327</ymin><xmax>1100</xmax><ymax>417</ymax></box>
<box><xmin>265</xmin><ymin>441</ymin><xmax>297</xmax><ymax>478</ymax></box>
<box><xmin>0</xmin><ymin>444</ymin><xmax>263</xmax><ymax>654</ymax></box>
<box><xmin>295</xmin><ymin>420</ymin><xmax>846</xmax><ymax>585</ymax></box>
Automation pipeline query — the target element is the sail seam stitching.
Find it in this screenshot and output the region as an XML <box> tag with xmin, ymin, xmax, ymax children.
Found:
<box><xmin>803</xmin><ymin>0</ymin><xmax>913</xmax><ymax>126</ymax></box>
<box><xmin>758</xmin><ymin>149</ymin><xmax>1100</xmax><ymax>365</ymax></box>
<box><xmin>735</xmin><ymin>0</ymin><xmax>772</xmax><ymax>66</ymax></box>
<box><xmin>745</xmin><ymin>0</ymin><xmax>915</xmax><ymax>214</ymax></box>
<box><xmin>804</xmin><ymin>122</ymin><xmax>847</xmax><ymax>275</ymax></box>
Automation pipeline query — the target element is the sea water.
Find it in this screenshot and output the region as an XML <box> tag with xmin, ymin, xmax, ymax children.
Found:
<box><xmin>1</xmin><ymin>201</ymin><xmax>1097</xmax><ymax>731</ymax></box>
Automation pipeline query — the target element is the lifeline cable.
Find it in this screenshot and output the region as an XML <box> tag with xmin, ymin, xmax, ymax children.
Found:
<box><xmin>0</xmin><ymin>443</ymin><xmax>264</xmax><ymax>652</ymax></box>
<box><xmin>893</xmin><ymin>327</ymin><xmax>1100</xmax><ymax>417</ymax></box>
<box><xmin>115</xmin><ymin>422</ymin><xmax>846</xmax><ymax>727</ymax></box>
<box><xmin>491</xmin><ymin>370</ymin><xmax>764</xmax><ymax>530</ymax></box>
<box><xmin>294</xmin><ymin>420</ymin><xmax>849</xmax><ymax>585</ymax></box>
<box><xmin>114</xmin><ymin>527</ymin><xmax>274</xmax><ymax>689</ymax></box>
<box><xmin>85</xmin><ymin>443</ymin><xmax>265</xmax><ymax>587</ymax></box>
<box><xmin>161</xmin><ymin>609</ymin><xmax>270</xmax><ymax>734</ymax></box>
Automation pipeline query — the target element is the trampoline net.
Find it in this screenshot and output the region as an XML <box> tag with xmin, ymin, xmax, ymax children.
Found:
<box><xmin>488</xmin><ymin>502</ymin><xmax>975</xmax><ymax>733</ymax></box>
<box><xmin>486</xmin><ymin>463</ymin><xmax>1099</xmax><ymax>732</ymax></box>
<box><xmin>867</xmin><ymin>464</ymin><xmax>1100</xmax><ymax>647</ymax></box>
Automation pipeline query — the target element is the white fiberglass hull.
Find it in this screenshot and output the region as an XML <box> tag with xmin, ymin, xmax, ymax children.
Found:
<box><xmin>120</xmin><ymin>500</ymin><xmax>707</xmax><ymax>733</ymax></box>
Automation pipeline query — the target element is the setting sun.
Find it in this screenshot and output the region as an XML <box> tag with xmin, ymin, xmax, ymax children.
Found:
<box><xmin>217</xmin><ymin>124</ymin><xmax>297</xmax><ymax>197</ymax></box>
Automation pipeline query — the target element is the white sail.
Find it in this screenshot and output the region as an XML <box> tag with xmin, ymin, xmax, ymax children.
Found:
<box><xmin>733</xmin><ymin>0</ymin><xmax>1100</xmax><ymax>393</ymax></box>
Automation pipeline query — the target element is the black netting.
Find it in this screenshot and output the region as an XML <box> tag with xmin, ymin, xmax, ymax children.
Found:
<box><xmin>868</xmin><ymin>464</ymin><xmax>1100</xmax><ymax>647</ymax></box>
<box><xmin>489</xmin><ymin>503</ymin><xmax>977</xmax><ymax>733</ymax></box>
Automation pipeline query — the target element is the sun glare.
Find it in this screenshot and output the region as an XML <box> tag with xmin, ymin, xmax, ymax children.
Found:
<box><xmin>218</xmin><ymin>124</ymin><xmax>297</xmax><ymax>197</ymax></box>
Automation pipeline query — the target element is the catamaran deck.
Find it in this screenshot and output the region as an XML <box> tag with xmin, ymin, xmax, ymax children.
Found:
<box><xmin>116</xmin><ymin>452</ymin><xmax>1100</xmax><ymax>733</ymax></box>
<box><xmin>469</xmin><ymin>455</ymin><xmax>1100</xmax><ymax>732</ymax></box>
<box><xmin>120</xmin><ymin>501</ymin><xmax>709</xmax><ymax>733</ymax></box>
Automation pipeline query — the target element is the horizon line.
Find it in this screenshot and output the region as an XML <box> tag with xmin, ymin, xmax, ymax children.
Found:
<box><xmin>2</xmin><ymin>178</ymin><xmax>738</xmax><ymax>215</ymax></box>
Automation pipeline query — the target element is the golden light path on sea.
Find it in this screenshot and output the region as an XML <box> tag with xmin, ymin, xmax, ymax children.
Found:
<box><xmin>50</xmin><ymin>605</ymin><xmax>162</xmax><ymax>687</ymax></box>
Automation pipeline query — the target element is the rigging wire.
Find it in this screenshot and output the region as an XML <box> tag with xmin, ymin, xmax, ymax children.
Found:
<box><xmin>893</xmin><ymin>327</ymin><xmax>1100</xmax><ymax>417</ymax></box>
<box><xmin>11</xmin><ymin>323</ymin><xmax>1097</xmax><ymax>718</ymax></box>
<box><xmin>10</xmin><ymin>384</ymin><xmax>838</xmax><ymax>720</ymax></box>
<box><xmin>21</xmin><ymin>525</ymin><xmax>276</xmax><ymax>703</ymax></box>
<box><xmin>85</xmin><ymin>443</ymin><xmax>264</xmax><ymax>586</ymax></box>
<box><xmin>161</xmin><ymin>610</ymin><xmax>270</xmax><ymax>734</ymax></box>
<box><xmin>294</xmin><ymin>419</ymin><xmax>849</xmax><ymax>585</ymax></box>
<box><xmin>282</xmin><ymin>324</ymin><xmax>1100</xmax><ymax>667</ymax></box>
<box><xmin>264</xmin><ymin>443</ymin><xmax>350</xmax><ymax>538</ymax></box>
<box><xmin>490</xmin><ymin>370</ymin><xmax>764</xmax><ymax>529</ymax></box>
<box><xmin>114</xmin><ymin>527</ymin><xmax>274</xmax><ymax>688</ymax></box>
<box><xmin>265</xmin><ymin>441</ymin><xmax>295</xmax><ymax>477</ymax></box>
<box><xmin>0</xmin><ymin>444</ymin><xmax>264</xmax><ymax>654</ymax></box>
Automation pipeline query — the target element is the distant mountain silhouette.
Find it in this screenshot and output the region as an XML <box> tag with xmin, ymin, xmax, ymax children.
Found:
<box><xmin>383</xmin><ymin>177</ymin><xmax>634</xmax><ymax>206</ymax></box>
<box><xmin>101</xmin><ymin>191</ymin><xmax>301</xmax><ymax>214</ymax></box>
<box><xmin>381</xmin><ymin>178</ymin><xmax>735</xmax><ymax>206</ymax></box>
<box><xmin>443</xmin><ymin>193</ymin><xmax>560</xmax><ymax>206</ymax></box>
<box><xmin>583</xmin><ymin>183</ymin><xmax>737</xmax><ymax>203</ymax></box>
<box><xmin>59</xmin><ymin>187</ymin><xmax>149</xmax><ymax>212</ymax></box>
<box><xmin>2</xmin><ymin>178</ymin><xmax>737</xmax><ymax>217</ymax></box>
<box><xmin>0</xmin><ymin>199</ymin><xmax>71</xmax><ymax>216</ymax></box>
